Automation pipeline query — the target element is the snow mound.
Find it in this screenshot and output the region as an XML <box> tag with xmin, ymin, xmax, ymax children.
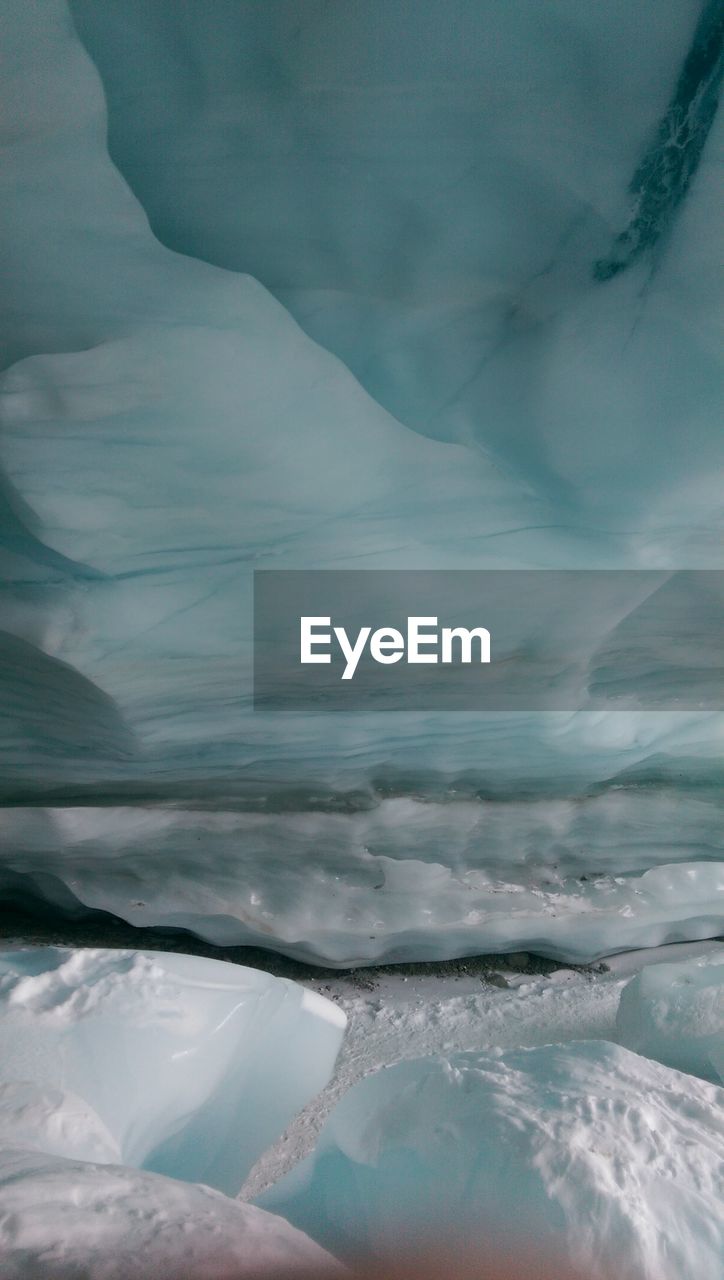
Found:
<box><xmin>260</xmin><ymin>1040</ymin><xmax>724</xmax><ymax>1280</ymax></box>
<box><xmin>0</xmin><ymin>1147</ymin><xmax>341</xmax><ymax>1280</ymax></box>
<box><xmin>616</xmin><ymin>951</ymin><xmax>724</xmax><ymax>1083</ymax></box>
<box><xmin>0</xmin><ymin>948</ymin><xmax>345</xmax><ymax>1194</ymax></box>
<box><xmin>0</xmin><ymin>1081</ymin><xmax>120</xmax><ymax>1164</ymax></box>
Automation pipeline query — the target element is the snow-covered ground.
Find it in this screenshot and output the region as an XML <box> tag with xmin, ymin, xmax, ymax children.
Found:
<box><xmin>0</xmin><ymin>1151</ymin><xmax>342</xmax><ymax>1280</ymax></box>
<box><xmin>1</xmin><ymin>1</ymin><xmax>722</xmax><ymax>1273</ymax></box>
<box><xmin>259</xmin><ymin>1039</ymin><xmax>724</xmax><ymax>1279</ymax></box>
<box><xmin>241</xmin><ymin>937</ymin><xmax>724</xmax><ymax>1197</ymax></box>
<box><xmin>0</xmin><ymin>925</ymin><xmax>721</xmax><ymax>1278</ymax></box>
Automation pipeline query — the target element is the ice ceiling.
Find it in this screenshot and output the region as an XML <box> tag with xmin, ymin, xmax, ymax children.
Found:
<box><xmin>0</xmin><ymin>0</ymin><xmax>722</xmax><ymax>963</ymax></box>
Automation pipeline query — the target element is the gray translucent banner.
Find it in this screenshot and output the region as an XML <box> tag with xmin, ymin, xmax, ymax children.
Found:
<box><xmin>253</xmin><ymin>570</ymin><xmax>724</xmax><ymax>711</ymax></box>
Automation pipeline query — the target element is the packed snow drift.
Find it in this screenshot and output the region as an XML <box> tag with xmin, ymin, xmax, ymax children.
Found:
<box><xmin>0</xmin><ymin>1150</ymin><xmax>341</xmax><ymax>1280</ymax></box>
<box><xmin>0</xmin><ymin>947</ymin><xmax>345</xmax><ymax>1194</ymax></box>
<box><xmin>0</xmin><ymin>947</ymin><xmax>346</xmax><ymax>1277</ymax></box>
<box><xmin>260</xmin><ymin>1039</ymin><xmax>724</xmax><ymax>1280</ymax></box>
<box><xmin>0</xmin><ymin>943</ymin><xmax>722</xmax><ymax>1278</ymax></box>
<box><xmin>616</xmin><ymin>949</ymin><xmax>724</xmax><ymax>1083</ymax></box>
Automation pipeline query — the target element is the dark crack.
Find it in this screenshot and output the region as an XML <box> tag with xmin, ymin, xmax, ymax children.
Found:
<box><xmin>594</xmin><ymin>0</ymin><xmax>723</xmax><ymax>281</ymax></box>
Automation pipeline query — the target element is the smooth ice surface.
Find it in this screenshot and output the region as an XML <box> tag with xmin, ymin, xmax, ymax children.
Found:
<box><xmin>0</xmin><ymin>1148</ymin><xmax>340</xmax><ymax>1280</ymax></box>
<box><xmin>616</xmin><ymin>950</ymin><xmax>724</xmax><ymax>1083</ymax></box>
<box><xmin>0</xmin><ymin>0</ymin><xmax>722</xmax><ymax>963</ymax></box>
<box><xmin>259</xmin><ymin>1040</ymin><xmax>724</xmax><ymax>1280</ymax></box>
<box><xmin>0</xmin><ymin>948</ymin><xmax>345</xmax><ymax>1194</ymax></box>
<box><xmin>69</xmin><ymin>0</ymin><xmax>724</xmax><ymax>505</ymax></box>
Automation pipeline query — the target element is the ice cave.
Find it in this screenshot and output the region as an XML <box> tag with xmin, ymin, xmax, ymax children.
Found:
<box><xmin>0</xmin><ymin>0</ymin><xmax>722</xmax><ymax>1276</ymax></box>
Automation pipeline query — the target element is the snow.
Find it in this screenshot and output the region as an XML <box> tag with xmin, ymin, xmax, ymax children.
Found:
<box><xmin>0</xmin><ymin>1082</ymin><xmax>120</xmax><ymax>1164</ymax></box>
<box><xmin>0</xmin><ymin>945</ymin><xmax>345</xmax><ymax>1277</ymax></box>
<box><xmin>0</xmin><ymin>1149</ymin><xmax>341</xmax><ymax>1280</ymax></box>
<box><xmin>0</xmin><ymin>0</ymin><xmax>722</xmax><ymax>965</ymax></box>
<box><xmin>242</xmin><ymin>939</ymin><xmax>724</xmax><ymax>1195</ymax></box>
<box><xmin>616</xmin><ymin>950</ymin><xmax>724</xmax><ymax>1084</ymax></box>
<box><xmin>259</xmin><ymin>1040</ymin><xmax>724</xmax><ymax>1280</ymax></box>
<box><xmin>0</xmin><ymin>939</ymin><xmax>721</xmax><ymax>1277</ymax></box>
<box><xmin>0</xmin><ymin>947</ymin><xmax>345</xmax><ymax>1194</ymax></box>
<box><xmin>243</xmin><ymin>972</ymin><xmax>622</xmax><ymax>1200</ymax></box>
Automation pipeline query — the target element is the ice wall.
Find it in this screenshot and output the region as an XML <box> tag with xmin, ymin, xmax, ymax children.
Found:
<box><xmin>70</xmin><ymin>0</ymin><xmax>724</xmax><ymax>518</ymax></box>
<box><xmin>0</xmin><ymin>0</ymin><xmax>722</xmax><ymax>963</ymax></box>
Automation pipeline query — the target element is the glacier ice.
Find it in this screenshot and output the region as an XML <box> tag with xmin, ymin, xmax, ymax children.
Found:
<box><xmin>616</xmin><ymin>950</ymin><xmax>724</xmax><ymax>1083</ymax></box>
<box><xmin>259</xmin><ymin>1040</ymin><xmax>724</xmax><ymax>1280</ymax></box>
<box><xmin>0</xmin><ymin>947</ymin><xmax>345</xmax><ymax>1195</ymax></box>
<box><xmin>2</xmin><ymin>807</ymin><xmax>723</xmax><ymax>964</ymax></box>
<box><xmin>0</xmin><ymin>1149</ymin><xmax>341</xmax><ymax>1280</ymax></box>
<box><xmin>3</xmin><ymin>3</ymin><xmax>722</xmax><ymax>1273</ymax></box>
<box><xmin>0</xmin><ymin>0</ymin><xmax>722</xmax><ymax>963</ymax></box>
<box><xmin>69</xmin><ymin>0</ymin><xmax>724</xmax><ymax>497</ymax></box>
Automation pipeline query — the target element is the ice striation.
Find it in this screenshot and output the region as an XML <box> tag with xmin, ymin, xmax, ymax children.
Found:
<box><xmin>259</xmin><ymin>1040</ymin><xmax>724</xmax><ymax>1280</ymax></box>
<box><xmin>69</xmin><ymin>0</ymin><xmax>724</xmax><ymax>481</ymax></box>
<box><xmin>616</xmin><ymin>950</ymin><xmax>724</xmax><ymax>1083</ymax></box>
<box><xmin>1</xmin><ymin>807</ymin><xmax>723</xmax><ymax>965</ymax></box>
<box><xmin>0</xmin><ymin>0</ymin><xmax>722</xmax><ymax>963</ymax></box>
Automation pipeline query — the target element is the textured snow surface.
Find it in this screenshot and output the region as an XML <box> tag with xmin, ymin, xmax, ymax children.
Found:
<box><xmin>244</xmin><ymin>956</ymin><xmax>627</xmax><ymax>1198</ymax></box>
<box><xmin>243</xmin><ymin>939</ymin><xmax>724</xmax><ymax>1199</ymax></box>
<box><xmin>0</xmin><ymin>0</ymin><xmax>723</xmax><ymax>963</ymax></box>
<box><xmin>616</xmin><ymin>950</ymin><xmax>724</xmax><ymax>1083</ymax></box>
<box><xmin>0</xmin><ymin>941</ymin><xmax>721</xmax><ymax>1278</ymax></box>
<box><xmin>0</xmin><ymin>1081</ymin><xmax>120</xmax><ymax>1164</ymax></box>
<box><xmin>0</xmin><ymin>948</ymin><xmax>345</xmax><ymax>1194</ymax></box>
<box><xmin>260</xmin><ymin>1040</ymin><xmax>724</xmax><ymax>1280</ymax></box>
<box><xmin>0</xmin><ymin>1149</ymin><xmax>341</xmax><ymax>1280</ymax></box>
